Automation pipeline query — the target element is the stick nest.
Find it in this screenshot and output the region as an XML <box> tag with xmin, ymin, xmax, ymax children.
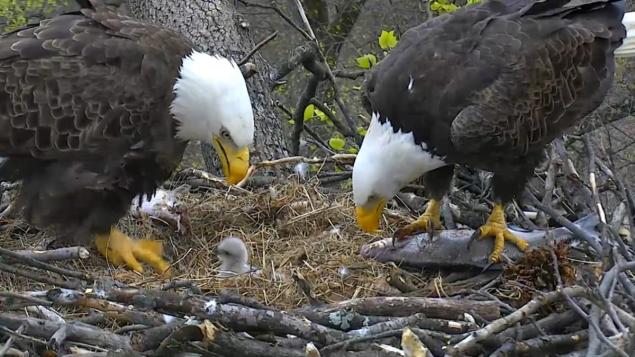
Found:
<box><xmin>0</xmin><ymin>178</ymin><xmax>411</xmax><ymax>309</ymax></box>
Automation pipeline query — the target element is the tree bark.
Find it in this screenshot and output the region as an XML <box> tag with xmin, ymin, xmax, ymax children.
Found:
<box><xmin>127</xmin><ymin>0</ymin><xmax>289</xmax><ymax>173</ymax></box>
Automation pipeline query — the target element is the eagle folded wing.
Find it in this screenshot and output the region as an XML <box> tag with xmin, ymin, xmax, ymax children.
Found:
<box><xmin>450</xmin><ymin>16</ymin><xmax>617</xmax><ymax>156</ymax></box>
<box><xmin>0</xmin><ymin>6</ymin><xmax>192</xmax><ymax>162</ymax></box>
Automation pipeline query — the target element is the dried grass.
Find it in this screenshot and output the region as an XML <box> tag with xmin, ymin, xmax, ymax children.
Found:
<box><xmin>0</xmin><ymin>178</ymin><xmax>418</xmax><ymax>309</ymax></box>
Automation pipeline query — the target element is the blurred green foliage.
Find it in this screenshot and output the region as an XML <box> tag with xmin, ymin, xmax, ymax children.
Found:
<box><xmin>0</xmin><ymin>0</ymin><xmax>70</xmax><ymax>33</ymax></box>
<box><xmin>430</xmin><ymin>0</ymin><xmax>481</xmax><ymax>15</ymax></box>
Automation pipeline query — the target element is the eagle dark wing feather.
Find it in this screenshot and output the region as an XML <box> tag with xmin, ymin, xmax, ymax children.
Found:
<box><xmin>450</xmin><ymin>0</ymin><xmax>625</xmax><ymax>157</ymax></box>
<box><xmin>0</xmin><ymin>6</ymin><xmax>194</xmax><ymax>242</ymax></box>
<box><xmin>365</xmin><ymin>0</ymin><xmax>625</xmax><ymax>164</ymax></box>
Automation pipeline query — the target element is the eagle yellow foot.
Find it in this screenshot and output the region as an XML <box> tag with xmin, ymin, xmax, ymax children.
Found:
<box><xmin>94</xmin><ymin>228</ymin><xmax>171</xmax><ymax>277</ymax></box>
<box><xmin>394</xmin><ymin>199</ymin><xmax>443</xmax><ymax>241</ymax></box>
<box><xmin>471</xmin><ymin>204</ymin><xmax>529</xmax><ymax>263</ymax></box>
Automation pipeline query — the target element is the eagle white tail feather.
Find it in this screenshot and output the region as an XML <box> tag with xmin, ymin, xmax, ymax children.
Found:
<box><xmin>615</xmin><ymin>12</ymin><xmax>635</xmax><ymax>58</ymax></box>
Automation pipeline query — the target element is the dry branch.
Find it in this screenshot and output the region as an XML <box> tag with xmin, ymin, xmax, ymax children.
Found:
<box><xmin>449</xmin><ymin>286</ymin><xmax>590</xmax><ymax>354</ymax></box>
<box><xmin>0</xmin><ymin>261</ymin><xmax>83</xmax><ymax>290</ymax></box>
<box><xmin>489</xmin><ymin>330</ymin><xmax>589</xmax><ymax>356</ymax></box>
<box><xmin>0</xmin><ymin>247</ymin><xmax>94</xmax><ymax>282</ymax></box>
<box><xmin>0</xmin><ymin>313</ymin><xmax>132</xmax><ymax>351</ymax></box>
<box><xmin>304</xmin><ymin>296</ymin><xmax>500</xmax><ymax>321</ymax></box>
<box><xmin>239</xmin><ymin>31</ymin><xmax>279</xmax><ymax>66</ymax></box>
<box><xmin>98</xmin><ymin>287</ymin><xmax>346</xmax><ymax>346</ymax></box>
<box><xmin>12</xmin><ymin>247</ymin><xmax>89</xmax><ymax>262</ymax></box>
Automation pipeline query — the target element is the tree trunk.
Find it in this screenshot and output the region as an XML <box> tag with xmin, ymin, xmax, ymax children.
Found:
<box><xmin>127</xmin><ymin>0</ymin><xmax>289</xmax><ymax>173</ymax></box>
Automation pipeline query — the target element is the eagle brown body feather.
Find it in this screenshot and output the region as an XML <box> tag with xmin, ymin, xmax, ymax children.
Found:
<box><xmin>0</xmin><ymin>6</ymin><xmax>194</xmax><ymax>243</ymax></box>
<box><xmin>364</xmin><ymin>0</ymin><xmax>626</xmax><ymax>202</ymax></box>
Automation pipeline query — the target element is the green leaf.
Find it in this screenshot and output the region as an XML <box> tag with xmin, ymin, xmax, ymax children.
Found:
<box><xmin>314</xmin><ymin>107</ymin><xmax>327</xmax><ymax>122</ymax></box>
<box><xmin>442</xmin><ymin>3</ymin><xmax>458</xmax><ymax>12</ymax></box>
<box><xmin>288</xmin><ymin>119</ymin><xmax>295</xmax><ymax>125</ymax></box>
<box><xmin>378</xmin><ymin>30</ymin><xmax>398</xmax><ymax>50</ymax></box>
<box><xmin>303</xmin><ymin>104</ymin><xmax>315</xmax><ymax>121</ymax></box>
<box><xmin>430</xmin><ymin>0</ymin><xmax>460</xmax><ymax>13</ymax></box>
<box><xmin>328</xmin><ymin>137</ymin><xmax>346</xmax><ymax>151</ymax></box>
<box><xmin>355</xmin><ymin>54</ymin><xmax>377</xmax><ymax>69</ymax></box>
<box><xmin>347</xmin><ymin>147</ymin><xmax>359</xmax><ymax>154</ymax></box>
<box><xmin>357</xmin><ymin>127</ymin><xmax>368</xmax><ymax>136</ymax></box>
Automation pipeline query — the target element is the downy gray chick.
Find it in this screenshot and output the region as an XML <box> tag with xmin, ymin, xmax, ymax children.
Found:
<box><xmin>216</xmin><ymin>236</ymin><xmax>257</xmax><ymax>278</ymax></box>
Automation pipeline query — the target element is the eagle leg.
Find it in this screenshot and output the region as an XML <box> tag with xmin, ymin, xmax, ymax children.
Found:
<box><xmin>94</xmin><ymin>228</ymin><xmax>171</xmax><ymax>276</ymax></box>
<box><xmin>469</xmin><ymin>203</ymin><xmax>529</xmax><ymax>262</ymax></box>
<box><xmin>393</xmin><ymin>199</ymin><xmax>443</xmax><ymax>242</ymax></box>
<box><xmin>393</xmin><ymin>166</ymin><xmax>454</xmax><ymax>242</ymax></box>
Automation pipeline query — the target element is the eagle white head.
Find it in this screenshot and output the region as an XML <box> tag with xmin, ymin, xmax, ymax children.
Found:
<box><xmin>352</xmin><ymin>113</ymin><xmax>446</xmax><ymax>232</ymax></box>
<box><xmin>170</xmin><ymin>51</ymin><xmax>255</xmax><ymax>184</ymax></box>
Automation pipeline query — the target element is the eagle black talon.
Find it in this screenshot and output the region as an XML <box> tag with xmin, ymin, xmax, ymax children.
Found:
<box><xmin>467</xmin><ymin>229</ymin><xmax>481</xmax><ymax>250</ymax></box>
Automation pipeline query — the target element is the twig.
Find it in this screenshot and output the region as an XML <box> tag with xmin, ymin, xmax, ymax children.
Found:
<box><xmin>549</xmin><ymin>247</ymin><xmax>625</xmax><ymax>355</ymax></box>
<box><xmin>345</xmin><ymin>313</ymin><xmax>471</xmax><ymax>337</ymax></box>
<box><xmin>0</xmin><ymin>325</ymin><xmax>24</xmax><ymax>356</ymax></box>
<box><xmin>309</xmin><ymin>98</ymin><xmax>356</xmax><ymax>139</ymax></box>
<box><xmin>487</xmin><ymin>309</ymin><xmax>581</xmax><ymax>346</ymax></box>
<box><xmin>332</xmin><ymin>69</ymin><xmax>365</xmax><ymax>79</ymax></box>
<box><xmin>290</xmin><ymin>0</ymin><xmax>360</xmax><ymax>139</ymax></box>
<box><xmin>320</xmin><ymin>329</ymin><xmax>402</xmax><ymax>353</ymax></box>
<box><xmin>489</xmin><ymin>330</ymin><xmax>589</xmax><ymax>357</ymax></box>
<box><xmin>238</xmin><ymin>31</ymin><xmax>278</xmax><ymax>66</ymax></box>
<box><xmin>161</xmin><ymin>280</ymin><xmax>202</xmax><ymax>294</ymax></box>
<box><xmin>291</xmin><ymin>0</ymin><xmax>317</xmax><ymax>40</ymax></box>
<box><xmin>537</xmin><ymin>146</ymin><xmax>557</xmax><ymax>226</ymax></box>
<box><xmin>450</xmin><ymin>286</ymin><xmax>589</xmax><ymax>354</ymax></box>
<box><xmin>173</xmin><ymin>168</ymin><xmax>251</xmax><ymax>193</ymax></box>
<box><xmin>0</xmin><ymin>291</ymin><xmax>52</xmax><ymax>308</ymax></box>
<box><xmin>551</xmin><ymin>252</ymin><xmax>629</xmax><ymax>357</ymax></box>
<box><xmin>303</xmin><ymin>127</ymin><xmax>335</xmax><ymax>155</ymax></box>
<box><xmin>567</xmin><ymin>296</ymin><xmax>627</xmax><ymax>357</ymax></box>
<box><xmin>103</xmin><ymin>287</ymin><xmax>346</xmax><ymax>345</ymax></box>
<box><xmin>25</xmin><ymin>305</ymin><xmax>65</xmax><ymax>323</ymax></box>
<box><xmin>255</xmin><ymin>154</ymin><xmax>356</xmax><ymax>167</ymax></box>
<box><xmin>270</xmin><ymin>41</ymin><xmax>320</xmax><ymax>84</ymax></box>
<box><xmin>524</xmin><ymin>191</ymin><xmax>602</xmax><ymax>254</ymax></box>
<box><xmin>0</xmin><ymin>261</ymin><xmax>83</xmax><ymax>290</ymax></box>
<box><xmin>113</xmin><ymin>324</ymin><xmax>150</xmax><ymax>334</ymax></box>
<box><xmin>12</xmin><ymin>247</ymin><xmax>90</xmax><ymax>262</ymax></box>
<box><xmin>295</xmin><ymin>309</ymin><xmax>392</xmax><ymax>332</ymax></box>
<box><xmin>0</xmin><ymin>324</ymin><xmax>46</xmax><ymax>347</ymax></box>
<box><xmin>0</xmin><ymin>313</ymin><xmax>131</xmax><ymax>351</ymax></box>
<box><xmin>303</xmin><ymin>296</ymin><xmax>500</xmax><ymax>321</ymax></box>
<box><xmin>0</xmin><ymin>247</ymin><xmax>93</xmax><ymax>282</ymax></box>
<box><xmin>275</xmin><ymin>101</ymin><xmax>334</xmax><ymax>154</ymax></box>
<box><xmin>292</xmin><ymin>74</ymin><xmax>323</xmax><ymax>155</ymax></box>
<box><xmin>238</xmin><ymin>0</ymin><xmax>310</xmax><ymax>40</ymax></box>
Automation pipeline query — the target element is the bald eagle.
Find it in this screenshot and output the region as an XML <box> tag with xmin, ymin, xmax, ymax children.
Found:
<box><xmin>353</xmin><ymin>0</ymin><xmax>635</xmax><ymax>262</ymax></box>
<box><xmin>0</xmin><ymin>1</ymin><xmax>254</xmax><ymax>274</ymax></box>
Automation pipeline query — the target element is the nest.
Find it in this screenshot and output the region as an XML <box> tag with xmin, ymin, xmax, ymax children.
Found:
<box><xmin>0</xmin><ymin>178</ymin><xmax>412</xmax><ymax>309</ymax></box>
<box><xmin>0</xmin><ymin>160</ymin><xmax>632</xmax><ymax>356</ymax></box>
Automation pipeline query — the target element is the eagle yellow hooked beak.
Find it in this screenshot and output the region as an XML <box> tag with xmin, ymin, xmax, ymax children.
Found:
<box><xmin>212</xmin><ymin>137</ymin><xmax>250</xmax><ymax>185</ymax></box>
<box><xmin>355</xmin><ymin>198</ymin><xmax>386</xmax><ymax>233</ymax></box>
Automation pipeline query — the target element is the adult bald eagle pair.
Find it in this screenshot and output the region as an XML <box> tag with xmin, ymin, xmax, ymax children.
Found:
<box><xmin>353</xmin><ymin>0</ymin><xmax>635</xmax><ymax>262</ymax></box>
<box><xmin>1</xmin><ymin>0</ymin><xmax>633</xmax><ymax>275</ymax></box>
